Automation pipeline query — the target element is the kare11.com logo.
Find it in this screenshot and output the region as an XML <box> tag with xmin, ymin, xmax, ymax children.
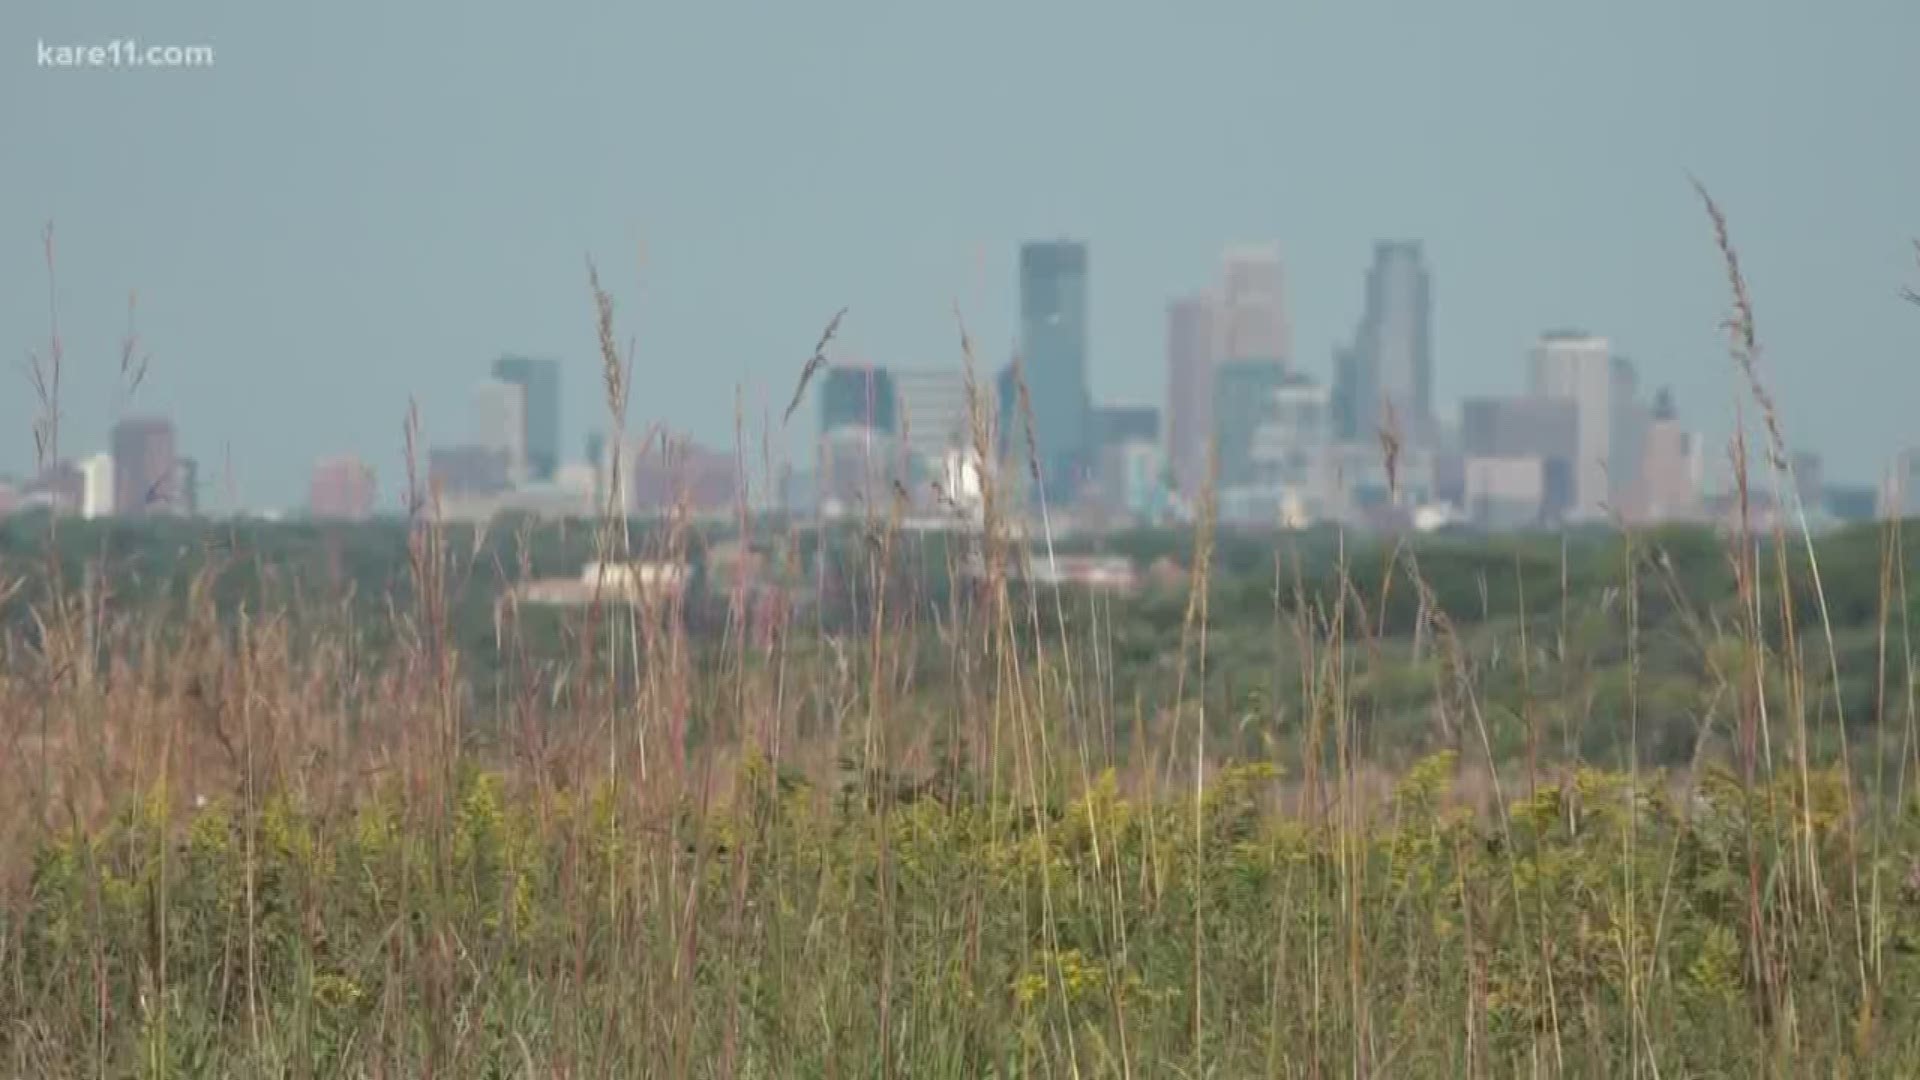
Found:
<box><xmin>38</xmin><ymin>37</ymin><xmax>216</xmax><ymax>70</ymax></box>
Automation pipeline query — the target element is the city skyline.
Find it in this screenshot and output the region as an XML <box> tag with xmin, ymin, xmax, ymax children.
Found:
<box><xmin>7</xmin><ymin>208</ymin><xmax>1912</xmax><ymax>513</ymax></box>
<box><xmin>4</xmin><ymin>2</ymin><xmax>1917</xmax><ymax>508</ymax></box>
<box><xmin>0</xmin><ymin>226</ymin><xmax>1895</xmax><ymax>535</ymax></box>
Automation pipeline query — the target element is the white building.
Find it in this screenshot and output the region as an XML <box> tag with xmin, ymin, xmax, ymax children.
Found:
<box><xmin>1528</xmin><ymin>332</ymin><xmax>1612</xmax><ymax>521</ymax></box>
<box><xmin>472</xmin><ymin>378</ymin><xmax>529</xmax><ymax>485</ymax></box>
<box><xmin>79</xmin><ymin>452</ymin><xmax>115</xmax><ymax>519</ymax></box>
<box><xmin>938</xmin><ymin>447</ymin><xmax>987</xmax><ymax>513</ymax></box>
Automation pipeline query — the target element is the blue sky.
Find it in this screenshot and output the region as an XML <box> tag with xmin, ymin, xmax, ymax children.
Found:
<box><xmin>3</xmin><ymin>0</ymin><xmax>1916</xmax><ymax>509</ymax></box>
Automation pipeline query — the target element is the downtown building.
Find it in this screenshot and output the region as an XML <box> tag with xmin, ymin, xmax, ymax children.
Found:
<box><xmin>892</xmin><ymin>367</ymin><xmax>974</xmax><ymax>479</ymax></box>
<box><xmin>1629</xmin><ymin>388</ymin><xmax>1704</xmax><ymax>524</ymax></box>
<box><xmin>1215</xmin><ymin>244</ymin><xmax>1291</xmax><ymax>367</ymax></box>
<box><xmin>816</xmin><ymin>364</ymin><xmax>904</xmax><ymax>516</ymax></box>
<box><xmin>1164</xmin><ymin>293</ymin><xmax>1215</xmax><ymax>498</ymax></box>
<box><xmin>79</xmin><ymin>453</ymin><xmax>114</xmax><ymax>519</ymax></box>
<box><xmin>1334</xmin><ymin>241</ymin><xmax>1433</xmax><ymax>445</ymax></box>
<box><xmin>1527</xmin><ymin>331</ymin><xmax>1613</xmax><ymax>522</ymax></box>
<box><xmin>111</xmin><ymin>415</ymin><xmax>180</xmax><ymax>517</ymax></box>
<box><xmin>1015</xmin><ymin>240</ymin><xmax>1093</xmax><ymax>498</ymax></box>
<box><xmin>490</xmin><ymin>355</ymin><xmax>561</xmax><ymax>482</ymax></box>
<box><xmin>1212</xmin><ymin>361</ymin><xmax>1330</xmax><ymax>527</ymax></box>
<box><xmin>819</xmin><ymin>364</ymin><xmax>900</xmax><ymax>436</ymax></box>
<box><xmin>1459</xmin><ymin>395</ymin><xmax>1579</xmax><ymax>527</ymax></box>
<box><xmin>473</xmin><ymin>377</ymin><xmax>530</xmax><ymax>485</ymax></box>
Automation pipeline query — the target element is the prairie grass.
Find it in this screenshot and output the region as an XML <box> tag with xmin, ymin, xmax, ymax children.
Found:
<box><xmin>1</xmin><ymin>200</ymin><xmax>1918</xmax><ymax>1077</ymax></box>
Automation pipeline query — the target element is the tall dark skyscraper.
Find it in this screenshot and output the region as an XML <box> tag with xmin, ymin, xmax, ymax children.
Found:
<box><xmin>490</xmin><ymin>355</ymin><xmax>561</xmax><ymax>481</ymax></box>
<box><xmin>819</xmin><ymin>365</ymin><xmax>899</xmax><ymax>435</ymax></box>
<box><xmin>1018</xmin><ymin>240</ymin><xmax>1092</xmax><ymax>496</ymax></box>
<box><xmin>1335</xmin><ymin>242</ymin><xmax>1432</xmax><ymax>442</ymax></box>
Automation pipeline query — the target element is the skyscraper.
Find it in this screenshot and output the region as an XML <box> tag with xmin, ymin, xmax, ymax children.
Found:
<box><xmin>1610</xmin><ymin>356</ymin><xmax>1649</xmax><ymax>505</ymax></box>
<box><xmin>819</xmin><ymin>365</ymin><xmax>899</xmax><ymax>436</ymax></box>
<box><xmin>473</xmin><ymin>378</ymin><xmax>530</xmax><ymax>484</ymax></box>
<box><xmin>111</xmin><ymin>415</ymin><xmax>178</xmax><ymax>516</ymax></box>
<box><xmin>1165</xmin><ymin>294</ymin><xmax>1215</xmax><ymax>497</ymax></box>
<box><xmin>1211</xmin><ymin>364</ymin><xmax>1328</xmax><ymax>526</ymax></box>
<box><xmin>1528</xmin><ymin>332</ymin><xmax>1613</xmax><ymax>521</ymax></box>
<box><xmin>1212</xmin><ymin>360</ymin><xmax>1297</xmax><ymax>489</ymax></box>
<box><xmin>1215</xmin><ymin>245</ymin><xmax>1290</xmax><ymax>365</ymax></box>
<box><xmin>491</xmin><ymin>355</ymin><xmax>561</xmax><ymax>482</ymax></box>
<box><xmin>1638</xmin><ymin>388</ymin><xmax>1702</xmax><ymax>523</ymax></box>
<box><xmin>1336</xmin><ymin>242</ymin><xmax>1432</xmax><ymax>444</ymax></box>
<box><xmin>1018</xmin><ymin>240</ymin><xmax>1092</xmax><ymax>495</ymax></box>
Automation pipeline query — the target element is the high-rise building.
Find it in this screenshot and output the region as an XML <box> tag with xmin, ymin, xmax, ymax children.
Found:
<box><xmin>819</xmin><ymin>365</ymin><xmax>899</xmax><ymax>436</ymax></box>
<box><xmin>1213</xmin><ymin>355</ymin><xmax>1305</xmax><ymax>490</ymax></box>
<box><xmin>1096</xmin><ymin>440</ymin><xmax>1168</xmax><ymax>520</ymax></box>
<box><xmin>1215</xmin><ymin>245</ymin><xmax>1290</xmax><ymax>365</ymax></box>
<box><xmin>1336</xmin><ymin>242</ymin><xmax>1432</xmax><ymax>444</ymax></box>
<box><xmin>1460</xmin><ymin>396</ymin><xmax>1578</xmax><ymax>521</ymax></box>
<box><xmin>1245</xmin><ymin>374</ymin><xmax>1332</xmax><ymax>526</ymax></box>
<box><xmin>1212</xmin><ymin>360</ymin><xmax>1292</xmax><ymax>490</ymax></box>
<box><xmin>111</xmin><ymin>416</ymin><xmax>178</xmax><ymax>516</ymax></box>
<box><xmin>1018</xmin><ymin>240</ymin><xmax>1092</xmax><ymax>496</ymax></box>
<box><xmin>1331</xmin><ymin>345</ymin><xmax>1360</xmax><ymax>441</ymax></box>
<box><xmin>1637</xmin><ymin>388</ymin><xmax>1702</xmax><ymax>523</ymax></box>
<box><xmin>1165</xmin><ymin>294</ymin><xmax>1215</xmax><ymax>497</ymax></box>
<box><xmin>1610</xmin><ymin>356</ymin><xmax>1649</xmax><ymax>505</ymax></box>
<box><xmin>473</xmin><ymin>378</ymin><xmax>529</xmax><ymax>484</ymax></box>
<box><xmin>79</xmin><ymin>453</ymin><xmax>114</xmax><ymax>519</ymax></box>
<box><xmin>491</xmin><ymin>355</ymin><xmax>561</xmax><ymax>482</ymax></box>
<box><xmin>891</xmin><ymin>368</ymin><xmax>971</xmax><ymax>468</ymax></box>
<box><xmin>309</xmin><ymin>456</ymin><xmax>378</xmax><ymax>520</ymax></box>
<box><xmin>1528</xmin><ymin>332</ymin><xmax>1613</xmax><ymax>521</ymax></box>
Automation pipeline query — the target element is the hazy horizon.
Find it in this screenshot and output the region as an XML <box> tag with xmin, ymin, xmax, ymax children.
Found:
<box><xmin>4</xmin><ymin>1</ymin><xmax>1916</xmax><ymax>510</ymax></box>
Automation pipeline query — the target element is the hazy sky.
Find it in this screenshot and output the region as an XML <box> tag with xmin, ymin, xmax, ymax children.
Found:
<box><xmin>4</xmin><ymin>1</ymin><xmax>1916</xmax><ymax>509</ymax></box>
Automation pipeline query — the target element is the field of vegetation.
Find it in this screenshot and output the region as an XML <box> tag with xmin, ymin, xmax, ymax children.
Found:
<box><xmin>2</xmin><ymin>204</ymin><xmax>1918</xmax><ymax>1077</ymax></box>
